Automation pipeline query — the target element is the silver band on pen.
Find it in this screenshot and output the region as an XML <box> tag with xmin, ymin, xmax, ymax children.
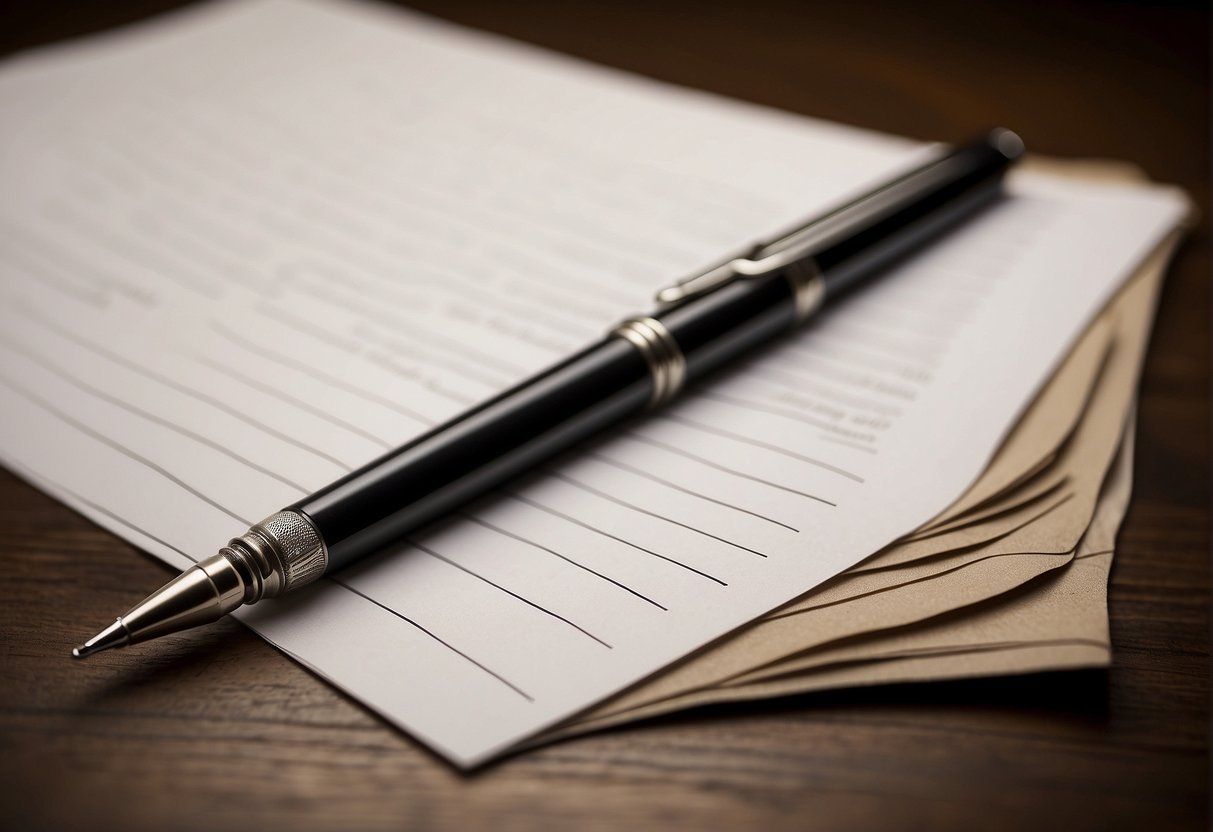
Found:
<box><xmin>783</xmin><ymin>258</ymin><xmax>826</xmax><ymax>323</ymax></box>
<box><xmin>611</xmin><ymin>316</ymin><xmax>687</xmax><ymax>407</ymax></box>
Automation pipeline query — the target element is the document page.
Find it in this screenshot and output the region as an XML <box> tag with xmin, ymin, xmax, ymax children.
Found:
<box><xmin>0</xmin><ymin>0</ymin><xmax>1186</xmax><ymax>765</ymax></box>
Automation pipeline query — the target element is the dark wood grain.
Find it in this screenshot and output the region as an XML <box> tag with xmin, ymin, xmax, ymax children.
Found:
<box><xmin>0</xmin><ymin>1</ymin><xmax>1207</xmax><ymax>829</ymax></box>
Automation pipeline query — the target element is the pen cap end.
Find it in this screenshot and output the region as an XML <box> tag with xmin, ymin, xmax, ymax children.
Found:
<box><xmin>989</xmin><ymin>128</ymin><xmax>1025</xmax><ymax>161</ymax></box>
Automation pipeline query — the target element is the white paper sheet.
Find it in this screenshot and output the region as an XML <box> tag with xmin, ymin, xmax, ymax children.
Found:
<box><xmin>0</xmin><ymin>0</ymin><xmax>1186</xmax><ymax>766</ymax></box>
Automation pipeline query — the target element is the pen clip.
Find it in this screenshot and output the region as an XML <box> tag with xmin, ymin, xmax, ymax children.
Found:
<box><xmin>654</xmin><ymin>223</ymin><xmax>822</xmax><ymax>308</ymax></box>
<box><xmin>654</xmin><ymin>137</ymin><xmax>974</xmax><ymax>309</ymax></box>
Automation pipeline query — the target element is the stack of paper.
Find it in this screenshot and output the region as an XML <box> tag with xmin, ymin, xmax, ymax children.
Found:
<box><xmin>544</xmin><ymin>216</ymin><xmax>1176</xmax><ymax>743</ymax></box>
<box><xmin>0</xmin><ymin>0</ymin><xmax>1188</xmax><ymax>767</ymax></box>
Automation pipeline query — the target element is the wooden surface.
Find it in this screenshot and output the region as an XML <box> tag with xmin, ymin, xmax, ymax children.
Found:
<box><xmin>1</xmin><ymin>1</ymin><xmax>1208</xmax><ymax>829</ymax></box>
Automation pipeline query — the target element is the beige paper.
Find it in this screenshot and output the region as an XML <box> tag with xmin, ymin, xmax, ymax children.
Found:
<box><xmin>913</xmin><ymin>314</ymin><xmax>1111</xmax><ymax>529</ymax></box>
<box><xmin>764</xmin><ymin>491</ymin><xmax>1075</xmax><ymax>614</ymax></box>
<box><xmin>911</xmin><ymin>467</ymin><xmax>1071</xmax><ymax>540</ymax></box>
<box><xmin>709</xmin><ymin>420</ymin><xmax>1132</xmax><ymax>690</ymax></box>
<box><xmin>731</xmin><ymin>430</ymin><xmax>1132</xmax><ymax>683</ymax></box>
<box><xmin>857</xmin><ymin>481</ymin><xmax>1076</xmax><ymax>570</ymax></box>
<box><xmin>572</xmin><ymin>518</ymin><xmax>1079</xmax><ymax>719</ymax></box>
<box><xmin>538</xmin><ymin>421</ymin><xmax>1131</xmax><ymax>744</ymax></box>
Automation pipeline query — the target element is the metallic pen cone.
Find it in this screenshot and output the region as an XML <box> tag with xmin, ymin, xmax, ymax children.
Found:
<box><xmin>73</xmin><ymin>619</ymin><xmax>130</xmax><ymax>658</ymax></box>
<box><xmin>72</xmin><ymin>553</ymin><xmax>250</xmax><ymax>658</ymax></box>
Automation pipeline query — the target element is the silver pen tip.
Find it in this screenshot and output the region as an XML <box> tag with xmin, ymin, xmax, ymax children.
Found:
<box><xmin>72</xmin><ymin>618</ymin><xmax>130</xmax><ymax>659</ymax></box>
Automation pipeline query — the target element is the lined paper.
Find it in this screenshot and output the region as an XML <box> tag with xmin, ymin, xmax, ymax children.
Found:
<box><xmin>0</xmin><ymin>0</ymin><xmax>1186</xmax><ymax>766</ymax></box>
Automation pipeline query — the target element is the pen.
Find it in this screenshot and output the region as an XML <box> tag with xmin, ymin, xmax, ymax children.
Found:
<box><xmin>73</xmin><ymin>128</ymin><xmax>1024</xmax><ymax>658</ymax></box>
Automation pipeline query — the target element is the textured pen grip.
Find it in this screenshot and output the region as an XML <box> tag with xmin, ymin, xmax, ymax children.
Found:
<box><xmin>222</xmin><ymin>510</ymin><xmax>329</xmax><ymax>601</ymax></box>
<box><xmin>257</xmin><ymin>511</ymin><xmax>329</xmax><ymax>591</ymax></box>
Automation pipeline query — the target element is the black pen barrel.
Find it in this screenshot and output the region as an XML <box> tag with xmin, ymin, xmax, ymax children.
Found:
<box><xmin>794</xmin><ymin>128</ymin><xmax>1024</xmax><ymax>298</ymax></box>
<box><xmin>294</xmin><ymin>338</ymin><xmax>651</xmax><ymax>570</ymax></box>
<box><xmin>294</xmin><ymin>129</ymin><xmax>1022</xmax><ymax>573</ymax></box>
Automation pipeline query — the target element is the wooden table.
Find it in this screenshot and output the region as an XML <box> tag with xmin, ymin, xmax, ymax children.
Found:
<box><xmin>1</xmin><ymin>1</ymin><xmax>1208</xmax><ymax>829</ymax></box>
